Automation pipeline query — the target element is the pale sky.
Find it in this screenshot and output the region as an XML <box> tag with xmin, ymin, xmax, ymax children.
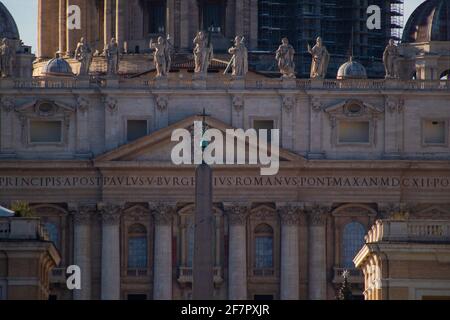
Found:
<box><xmin>2</xmin><ymin>0</ymin><xmax>427</xmax><ymax>53</ymax></box>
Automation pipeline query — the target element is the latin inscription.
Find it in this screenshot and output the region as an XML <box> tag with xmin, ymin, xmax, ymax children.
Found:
<box><xmin>0</xmin><ymin>175</ymin><xmax>449</xmax><ymax>189</ymax></box>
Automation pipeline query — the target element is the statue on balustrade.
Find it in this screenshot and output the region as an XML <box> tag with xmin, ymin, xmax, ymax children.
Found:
<box><xmin>275</xmin><ymin>38</ymin><xmax>296</xmax><ymax>79</ymax></box>
<box><xmin>226</xmin><ymin>36</ymin><xmax>248</xmax><ymax>77</ymax></box>
<box><xmin>150</xmin><ymin>36</ymin><xmax>171</xmax><ymax>78</ymax></box>
<box><xmin>0</xmin><ymin>38</ymin><xmax>15</xmax><ymax>78</ymax></box>
<box><xmin>193</xmin><ymin>31</ymin><xmax>213</xmax><ymax>75</ymax></box>
<box><xmin>105</xmin><ymin>38</ymin><xmax>120</xmax><ymax>76</ymax></box>
<box><xmin>307</xmin><ymin>37</ymin><xmax>330</xmax><ymax>79</ymax></box>
<box><xmin>74</xmin><ymin>37</ymin><xmax>93</xmax><ymax>76</ymax></box>
<box><xmin>383</xmin><ymin>39</ymin><xmax>399</xmax><ymax>79</ymax></box>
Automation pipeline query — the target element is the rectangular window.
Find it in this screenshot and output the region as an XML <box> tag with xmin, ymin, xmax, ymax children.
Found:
<box><xmin>255</xmin><ymin>236</ymin><xmax>273</xmax><ymax>269</ymax></box>
<box><xmin>29</xmin><ymin>120</ymin><xmax>62</xmax><ymax>143</ymax></box>
<box><xmin>338</xmin><ymin>121</ymin><xmax>370</xmax><ymax>144</ymax></box>
<box><xmin>253</xmin><ymin>120</ymin><xmax>275</xmax><ymax>142</ymax></box>
<box><xmin>128</xmin><ymin>236</ymin><xmax>148</xmax><ymax>269</ymax></box>
<box><xmin>423</xmin><ymin>120</ymin><xmax>447</xmax><ymax>145</ymax></box>
<box><xmin>127</xmin><ymin>120</ymin><xmax>148</xmax><ymax>142</ymax></box>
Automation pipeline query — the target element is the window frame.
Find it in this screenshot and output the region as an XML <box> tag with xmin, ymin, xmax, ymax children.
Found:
<box><xmin>421</xmin><ymin>118</ymin><xmax>449</xmax><ymax>147</ymax></box>
<box><xmin>336</xmin><ymin>119</ymin><xmax>372</xmax><ymax>146</ymax></box>
<box><xmin>341</xmin><ymin>221</ymin><xmax>366</xmax><ymax>269</ymax></box>
<box><xmin>126</xmin><ymin>223</ymin><xmax>149</xmax><ymax>276</ymax></box>
<box><xmin>124</xmin><ymin>117</ymin><xmax>152</xmax><ymax>143</ymax></box>
<box><xmin>28</xmin><ymin>118</ymin><xmax>64</xmax><ymax>146</ymax></box>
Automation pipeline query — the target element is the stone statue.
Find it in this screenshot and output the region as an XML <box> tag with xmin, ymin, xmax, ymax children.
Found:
<box><xmin>226</xmin><ymin>36</ymin><xmax>248</xmax><ymax>77</ymax></box>
<box><xmin>104</xmin><ymin>38</ymin><xmax>119</xmax><ymax>76</ymax></box>
<box><xmin>150</xmin><ymin>36</ymin><xmax>171</xmax><ymax>78</ymax></box>
<box><xmin>0</xmin><ymin>38</ymin><xmax>15</xmax><ymax>78</ymax></box>
<box><xmin>307</xmin><ymin>37</ymin><xmax>330</xmax><ymax>79</ymax></box>
<box><xmin>383</xmin><ymin>39</ymin><xmax>399</xmax><ymax>79</ymax></box>
<box><xmin>74</xmin><ymin>37</ymin><xmax>93</xmax><ymax>76</ymax></box>
<box><xmin>275</xmin><ymin>37</ymin><xmax>296</xmax><ymax>79</ymax></box>
<box><xmin>193</xmin><ymin>31</ymin><xmax>213</xmax><ymax>75</ymax></box>
<box><xmin>165</xmin><ymin>34</ymin><xmax>174</xmax><ymax>74</ymax></box>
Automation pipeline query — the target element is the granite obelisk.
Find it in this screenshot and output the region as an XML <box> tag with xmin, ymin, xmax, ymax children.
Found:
<box><xmin>192</xmin><ymin>110</ymin><xmax>215</xmax><ymax>300</ymax></box>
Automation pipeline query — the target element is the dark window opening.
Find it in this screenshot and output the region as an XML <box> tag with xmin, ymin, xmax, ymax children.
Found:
<box><xmin>148</xmin><ymin>1</ymin><xmax>166</xmax><ymax>34</ymax></box>
<box><xmin>127</xmin><ymin>120</ymin><xmax>148</xmax><ymax>142</ymax></box>
<box><xmin>127</xmin><ymin>294</ymin><xmax>147</xmax><ymax>300</ymax></box>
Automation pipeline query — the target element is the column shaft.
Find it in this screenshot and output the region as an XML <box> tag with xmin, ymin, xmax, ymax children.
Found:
<box><xmin>280</xmin><ymin>224</ymin><xmax>299</xmax><ymax>299</ymax></box>
<box><xmin>115</xmin><ymin>0</ymin><xmax>125</xmax><ymax>52</ymax></box>
<box><xmin>104</xmin><ymin>0</ymin><xmax>113</xmax><ymax>47</ymax></box>
<box><xmin>58</xmin><ymin>0</ymin><xmax>66</xmax><ymax>54</ymax></box>
<box><xmin>226</xmin><ymin>205</ymin><xmax>248</xmax><ymax>300</ymax></box>
<box><xmin>153</xmin><ymin>224</ymin><xmax>172</xmax><ymax>299</ymax></box>
<box><xmin>101</xmin><ymin>208</ymin><xmax>121</xmax><ymax>300</ymax></box>
<box><xmin>152</xmin><ymin>204</ymin><xmax>174</xmax><ymax>300</ymax></box>
<box><xmin>73</xmin><ymin>211</ymin><xmax>91</xmax><ymax>300</ymax></box>
<box><xmin>307</xmin><ymin>206</ymin><xmax>328</xmax><ymax>300</ymax></box>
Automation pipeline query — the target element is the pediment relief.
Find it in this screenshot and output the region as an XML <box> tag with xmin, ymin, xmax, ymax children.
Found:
<box><xmin>324</xmin><ymin>99</ymin><xmax>384</xmax><ymax>118</ymax></box>
<box><xmin>95</xmin><ymin>115</ymin><xmax>307</xmax><ymax>164</ymax></box>
<box><xmin>249</xmin><ymin>204</ymin><xmax>277</xmax><ymax>220</ymax></box>
<box><xmin>414</xmin><ymin>205</ymin><xmax>450</xmax><ymax>219</ymax></box>
<box><xmin>123</xmin><ymin>204</ymin><xmax>151</xmax><ymax>221</ymax></box>
<box><xmin>15</xmin><ymin>99</ymin><xmax>75</xmax><ymax>117</ymax></box>
<box><xmin>178</xmin><ymin>203</ymin><xmax>223</xmax><ymax>216</ymax></box>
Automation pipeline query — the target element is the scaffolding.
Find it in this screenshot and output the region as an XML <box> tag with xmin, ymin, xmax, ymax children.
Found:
<box><xmin>256</xmin><ymin>0</ymin><xmax>404</xmax><ymax>77</ymax></box>
<box><xmin>390</xmin><ymin>0</ymin><xmax>404</xmax><ymax>41</ymax></box>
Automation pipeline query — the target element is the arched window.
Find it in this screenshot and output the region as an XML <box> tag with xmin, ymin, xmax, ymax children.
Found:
<box><xmin>44</xmin><ymin>222</ymin><xmax>59</xmax><ymax>249</ymax></box>
<box><xmin>342</xmin><ymin>222</ymin><xmax>366</xmax><ymax>268</ymax></box>
<box><xmin>254</xmin><ymin>224</ymin><xmax>274</xmax><ymax>270</ymax></box>
<box><xmin>128</xmin><ymin>224</ymin><xmax>148</xmax><ymax>269</ymax></box>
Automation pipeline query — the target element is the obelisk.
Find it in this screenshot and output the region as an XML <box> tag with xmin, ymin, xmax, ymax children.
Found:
<box><xmin>192</xmin><ymin>110</ymin><xmax>215</xmax><ymax>300</ymax></box>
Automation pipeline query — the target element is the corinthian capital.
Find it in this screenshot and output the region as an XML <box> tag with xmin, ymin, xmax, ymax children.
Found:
<box><xmin>225</xmin><ymin>203</ymin><xmax>249</xmax><ymax>226</ymax></box>
<box><xmin>150</xmin><ymin>202</ymin><xmax>176</xmax><ymax>225</ymax></box>
<box><xmin>306</xmin><ymin>203</ymin><xmax>330</xmax><ymax>226</ymax></box>
<box><xmin>278</xmin><ymin>203</ymin><xmax>306</xmax><ymax>226</ymax></box>
<box><xmin>71</xmin><ymin>204</ymin><xmax>96</xmax><ymax>225</ymax></box>
<box><xmin>99</xmin><ymin>203</ymin><xmax>123</xmax><ymax>225</ymax></box>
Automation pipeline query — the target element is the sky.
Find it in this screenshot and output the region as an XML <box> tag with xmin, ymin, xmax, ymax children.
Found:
<box><xmin>2</xmin><ymin>0</ymin><xmax>427</xmax><ymax>53</ymax></box>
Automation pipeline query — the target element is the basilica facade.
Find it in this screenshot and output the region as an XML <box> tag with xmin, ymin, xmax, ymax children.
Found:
<box><xmin>1</xmin><ymin>0</ymin><xmax>450</xmax><ymax>300</ymax></box>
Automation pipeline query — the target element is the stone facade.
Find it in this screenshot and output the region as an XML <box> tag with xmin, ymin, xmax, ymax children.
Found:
<box><xmin>1</xmin><ymin>76</ymin><xmax>450</xmax><ymax>300</ymax></box>
<box><xmin>0</xmin><ymin>217</ymin><xmax>60</xmax><ymax>300</ymax></box>
<box><xmin>0</xmin><ymin>0</ymin><xmax>449</xmax><ymax>301</ymax></box>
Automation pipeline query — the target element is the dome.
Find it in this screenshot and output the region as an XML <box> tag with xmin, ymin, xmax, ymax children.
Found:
<box><xmin>0</xmin><ymin>2</ymin><xmax>19</xmax><ymax>40</ymax></box>
<box><xmin>402</xmin><ymin>0</ymin><xmax>450</xmax><ymax>43</ymax></box>
<box><xmin>42</xmin><ymin>55</ymin><xmax>74</xmax><ymax>77</ymax></box>
<box><xmin>336</xmin><ymin>57</ymin><xmax>367</xmax><ymax>80</ymax></box>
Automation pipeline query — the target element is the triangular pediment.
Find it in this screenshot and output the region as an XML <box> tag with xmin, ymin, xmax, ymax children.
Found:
<box><xmin>95</xmin><ymin>115</ymin><xmax>306</xmax><ymax>165</ymax></box>
<box><xmin>324</xmin><ymin>99</ymin><xmax>384</xmax><ymax>115</ymax></box>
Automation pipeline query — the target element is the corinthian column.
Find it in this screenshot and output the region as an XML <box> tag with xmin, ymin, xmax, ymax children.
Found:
<box><xmin>100</xmin><ymin>205</ymin><xmax>122</xmax><ymax>300</ymax></box>
<box><xmin>278</xmin><ymin>204</ymin><xmax>303</xmax><ymax>300</ymax></box>
<box><xmin>72</xmin><ymin>205</ymin><xmax>94</xmax><ymax>300</ymax></box>
<box><xmin>226</xmin><ymin>204</ymin><xmax>248</xmax><ymax>300</ymax></box>
<box><xmin>58</xmin><ymin>0</ymin><xmax>66</xmax><ymax>55</ymax></box>
<box><xmin>151</xmin><ymin>203</ymin><xmax>175</xmax><ymax>300</ymax></box>
<box><xmin>307</xmin><ymin>204</ymin><xmax>329</xmax><ymax>300</ymax></box>
<box><xmin>115</xmin><ymin>0</ymin><xmax>125</xmax><ymax>53</ymax></box>
<box><xmin>104</xmin><ymin>0</ymin><xmax>113</xmax><ymax>47</ymax></box>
